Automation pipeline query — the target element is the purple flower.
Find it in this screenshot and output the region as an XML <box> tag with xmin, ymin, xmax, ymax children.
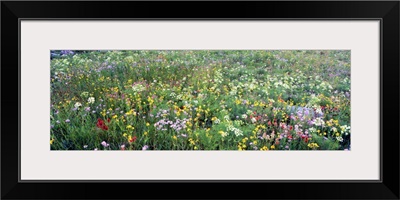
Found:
<box><xmin>101</xmin><ymin>141</ymin><xmax>109</xmax><ymax>147</ymax></box>
<box><xmin>60</xmin><ymin>50</ymin><xmax>74</xmax><ymax>55</ymax></box>
<box><xmin>142</xmin><ymin>145</ymin><xmax>149</xmax><ymax>150</ymax></box>
<box><xmin>65</xmin><ymin>119</ymin><xmax>70</xmax><ymax>123</ymax></box>
<box><xmin>85</xmin><ymin>107</ymin><xmax>91</xmax><ymax>112</ymax></box>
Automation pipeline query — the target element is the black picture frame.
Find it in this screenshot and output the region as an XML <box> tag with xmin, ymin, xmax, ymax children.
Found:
<box><xmin>1</xmin><ymin>1</ymin><xmax>399</xmax><ymax>199</ymax></box>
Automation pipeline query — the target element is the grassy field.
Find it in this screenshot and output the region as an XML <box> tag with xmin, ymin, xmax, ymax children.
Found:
<box><xmin>50</xmin><ymin>50</ymin><xmax>351</xmax><ymax>150</ymax></box>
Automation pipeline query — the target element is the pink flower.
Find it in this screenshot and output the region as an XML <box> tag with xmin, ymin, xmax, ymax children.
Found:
<box><xmin>101</xmin><ymin>141</ymin><xmax>109</xmax><ymax>147</ymax></box>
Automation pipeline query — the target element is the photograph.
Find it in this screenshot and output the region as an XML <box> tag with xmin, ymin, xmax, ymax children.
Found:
<box><xmin>50</xmin><ymin>50</ymin><xmax>351</xmax><ymax>151</ymax></box>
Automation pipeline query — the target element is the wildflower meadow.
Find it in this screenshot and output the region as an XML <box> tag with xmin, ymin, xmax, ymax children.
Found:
<box><xmin>50</xmin><ymin>50</ymin><xmax>351</xmax><ymax>150</ymax></box>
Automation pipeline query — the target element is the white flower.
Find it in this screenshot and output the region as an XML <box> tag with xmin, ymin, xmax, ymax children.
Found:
<box><xmin>314</xmin><ymin>118</ymin><xmax>325</xmax><ymax>126</ymax></box>
<box><xmin>214</xmin><ymin>119</ymin><xmax>220</xmax><ymax>124</ymax></box>
<box><xmin>74</xmin><ymin>102</ymin><xmax>82</xmax><ymax>108</ymax></box>
<box><xmin>234</xmin><ymin>129</ymin><xmax>243</xmax><ymax>137</ymax></box>
<box><xmin>251</xmin><ymin>118</ymin><xmax>257</xmax><ymax>123</ymax></box>
<box><xmin>224</xmin><ymin>115</ymin><xmax>230</xmax><ymax>122</ymax></box>
<box><xmin>241</xmin><ymin>114</ymin><xmax>248</xmax><ymax>119</ymax></box>
<box><xmin>336</xmin><ymin>136</ymin><xmax>343</xmax><ymax>142</ymax></box>
<box><xmin>88</xmin><ymin>97</ymin><xmax>95</xmax><ymax>104</ymax></box>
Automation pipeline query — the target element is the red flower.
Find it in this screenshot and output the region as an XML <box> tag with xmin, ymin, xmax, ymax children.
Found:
<box><xmin>96</xmin><ymin>118</ymin><xmax>108</xmax><ymax>131</ymax></box>
<box><xmin>107</xmin><ymin>118</ymin><xmax>111</xmax><ymax>123</ymax></box>
<box><xmin>129</xmin><ymin>136</ymin><xmax>137</xmax><ymax>143</ymax></box>
<box><xmin>301</xmin><ymin>134</ymin><xmax>308</xmax><ymax>143</ymax></box>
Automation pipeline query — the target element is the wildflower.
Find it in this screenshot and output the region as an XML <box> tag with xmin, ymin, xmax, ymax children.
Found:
<box><xmin>314</xmin><ymin>118</ymin><xmax>325</xmax><ymax>126</ymax></box>
<box><xmin>74</xmin><ymin>102</ymin><xmax>82</xmax><ymax>108</ymax></box>
<box><xmin>101</xmin><ymin>141</ymin><xmax>109</xmax><ymax>147</ymax></box>
<box><xmin>88</xmin><ymin>97</ymin><xmax>95</xmax><ymax>104</ymax></box>
<box><xmin>50</xmin><ymin>138</ymin><xmax>54</xmax><ymax>145</ymax></box>
<box><xmin>260</xmin><ymin>146</ymin><xmax>269</xmax><ymax>151</ymax></box>
<box><xmin>128</xmin><ymin>136</ymin><xmax>137</xmax><ymax>143</ymax></box>
<box><xmin>96</xmin><ymin>118</ymin><xmax>108</xmax><ymax>130</ymax></box>
<box><xmin>56</xmin><ymin>120</ymin><xmax>60</xmax><ymax>124</ymax></box>
<box><xmin>336</xmin><ymin>136</ymin><xmax>344</xmax><ymax>142</ymax></box>
<box><xmin>120</xmin><ymin>144</ymin><xmax>125</xmax><ymax>150</ymax></box>
<box><xmin>241</xmin><ymin>114</ymin><xmax>248</xmax><ymax>119</ymax></box>
<box><xmin>271</xmin><ymin>145</ymin><xmax>275</xmax><ymax>150</ymax></box>
<box><xmin>307</xmin><ymin>143</ymin><xmax>320</xmax><ymax>149</ymax></box>
<box><xmin>218</xmin><ymin>131</ymin><xmax>228</xmax><ymax>137</ymax></box>
<box><xmin>84</xmin><ymin>107</ymin><xmax>91</xmax><ymax>112</ymax></box>
<box><xmin>142</xmin><ymin>145</ymin><xmax>149</xmax><ymax>150</ymax></box>
<box><xmin>83</xmin><ymin>145</ymin><xmax>88</xmax><ymax>149</ymax></box>
<box><xmin>146</xmin><ymin>122</ymin><xmax>150</xmax><ymax>126</ymax></box>
<box><xmin>65</xmin><ymin>119</ymin><xmax>70</xmax><ymax>123</ymax></box>
<box><xmin>251</xmin><ymin>117</ymin><xmax>257</xmax><ymax>123</ymax></box>
<box><xmin>94</xmin><ymin>148</ymin><xmax>98</xmax><ymax>151</ymax></box>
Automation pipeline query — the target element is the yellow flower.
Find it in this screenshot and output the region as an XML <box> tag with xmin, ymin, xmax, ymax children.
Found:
<box><xmin>112</xmin><ymin>115</ymin><xmax>118</xmax><ymax>119</ymax></box>
<box><xmin>173</xmin><ymin>135</ymin><xmax>177</xmax><ymax>140</ymax></box>
<box><xmin>235</xmin><ymin>99</ymin><xmax>241</xmax><ymax>105</ymax></box>
<box><xmin>144</xmin><ymin>132</ymin><xmax>148</xmax><ymax>136</ymax></box>
<box><xmin>260</xmin><ymin>146</ymin><xmax>268</xmax><ymax>151</ymax></box>
<box><xmin>194</xmin><ymin>146</ymin><xmax>198</xmax><ymax>150</ymax></box>
<box><xmin>308</xmin><ymin>143</ymin><xmax>320</xmax><ymax>148</ymax></box>
<box><xmin>146</xmin><ymin>122</ymin><xmax>150</xmax><ymax>126</ymax></box>
<box><xmin>271</xmin><ymin>145</ymin><xmax>275</xmax><ymax>150</ymax></box>
<box><xmin>50</xmin><ymin>138</ymin><xmax>54</xmax><ymax>145</ymax></box>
